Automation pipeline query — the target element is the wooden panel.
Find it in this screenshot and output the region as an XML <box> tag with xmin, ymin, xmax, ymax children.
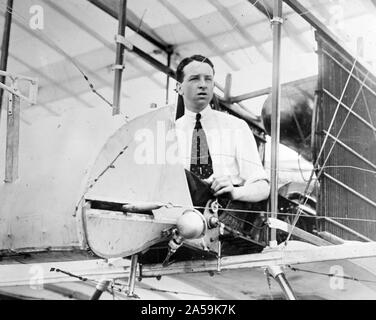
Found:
<box><xmin>83</xmin><ymin>105</ymin><xmax>193</xmax><ymax>258</ymax></box>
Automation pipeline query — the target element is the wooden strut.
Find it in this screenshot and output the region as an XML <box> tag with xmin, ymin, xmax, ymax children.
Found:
<box><xmin>112</xmin><ymin>0</ymin><xmax>127</xmax><ymax>115</ymax></box>
<box><xmin>1</xmin><ymin>73</ymin><xmax>37</xmax><ymax>183</ymax></box>
<box><xmin>4</xmin><ymin>88</ymin><xmax>20</xmax><ymax>183</ymax></box>
<box><xmin>0</xmin><ymin>0</ymin><xmax>13</xmax><ymax>121</ymax></box>
<box><xmin>269</xmin><ymin>0</ymin><xmax>283</xmax><ymax>248</ymax></box>
<box><xmin>138</xmin><ymin>242</ymin><xmax>376</xmax><ymax>277</ymax></box>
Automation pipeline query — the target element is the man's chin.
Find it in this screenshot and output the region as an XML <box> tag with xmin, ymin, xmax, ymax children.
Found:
<box><xmin>195</xmin><ymin>99</ymin><xmax>210</xmax><ymax>108</ymax></box>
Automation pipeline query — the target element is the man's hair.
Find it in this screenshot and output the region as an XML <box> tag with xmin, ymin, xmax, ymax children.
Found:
<box><xmin>175</xmin><ymin>54</ymin><xmax>215</xmax><ymax>83</ymax></box>
<box><xmin>175</xmin><ymin>55</ymin><xmax>218</xmax><ymax>120</ymax></box>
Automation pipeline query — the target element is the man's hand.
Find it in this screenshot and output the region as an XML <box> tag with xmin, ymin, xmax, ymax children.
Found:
<box><xmin>205</xmin><ymin>175</ymin><xmax>234</xmax><ymax>198</ymax></box>
<box><xmin>204</xmin><ymin>175</ymin><xmax>270</xmax><ymax>202</ymax></box>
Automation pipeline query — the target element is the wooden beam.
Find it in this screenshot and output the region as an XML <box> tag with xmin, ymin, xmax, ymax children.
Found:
<box><xmin>223</xmin><ymin>73</ymin><xmax>232</xmax><ymax>101</ymax></box>
<box><xmin>87</xmin><ymin>0</ymin><xmax>171</xmax><ymax>53</ymax></box>
<box><xmin>267</xmin><ymin>218</ymin><xmax>331</xmax><ymax>246</ymax></box>
<box><xmin>140</xmin><ymin>242</ymin><xmax>376</xmax><ymax>277</ymax></box>
<box><xmin>230</xmin><ymin>75</ymin><xmax>317</xmax><ymax>103</ymax></box>
<box><xmin>42</xmin><ymin>0</ymin><xmax>168</xmax><ymax>89</ymax></box>
<box><xmin>5</xmin><ymin>91</ymin><xmax>20</xmax><ymax>183</ymax></box>
<box><xmin>0</xmin><ymin>0</ymin><xmax>13</xmax><ymax>120</ymax></box>
<box><xmin>112</xmin><ymin>0</ymin><xmax>128</xmax><ymax>115</ymax></box>
<box><xmin>44</xmin><ymin>283</ymin><xmax>91</xmax><ymax>300</ymax></box>
<box><xmin>0</xmin><ymin>258</ymin><xmax>130</xmax><ymax>287</ymax></box>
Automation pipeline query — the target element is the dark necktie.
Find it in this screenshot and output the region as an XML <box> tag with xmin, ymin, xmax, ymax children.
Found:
<box><xmin>190</xmin><ymin>113</ymin><xmax>213</xmax><ymax>179</ymax></box>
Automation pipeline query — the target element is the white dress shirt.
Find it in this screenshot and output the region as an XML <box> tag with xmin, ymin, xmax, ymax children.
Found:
<box><xmin>175</xmin><ymin>106</ymin><xmax>268</xmax><ymax>186</ymax></box>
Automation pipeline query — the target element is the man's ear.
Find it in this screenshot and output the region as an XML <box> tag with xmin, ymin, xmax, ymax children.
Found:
<box><xmin>176</xmin><ymin>82</ymin><xmax>183</xmax><ymax>96</ymax></box>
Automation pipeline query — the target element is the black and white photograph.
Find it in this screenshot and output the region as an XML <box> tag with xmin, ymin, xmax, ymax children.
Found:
<box><xmin>0</xmin><ymin>0</ymin><xmax>376</xmax><ymax>303</ymax></box>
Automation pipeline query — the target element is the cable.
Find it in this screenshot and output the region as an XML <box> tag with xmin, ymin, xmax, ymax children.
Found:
<box><xmin>0</xmin><ymin>3</ymin><xmax>113</xmax><ymax>108</ymax></box>
<box><xmin>220</xmin><ymin>211</ymin><xmax>267</xmax><ymax>230</ymax></box>
<box><xmin>288</xmin><ymin>265</ymin><xmax>376</xmax><ymax>285</ymax></box>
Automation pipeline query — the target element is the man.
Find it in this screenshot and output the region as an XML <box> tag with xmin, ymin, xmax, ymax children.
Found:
<box><xmin>174</xmin><ymin>55</ymin><xmax>270</xmax><ymax>205</ymax></box>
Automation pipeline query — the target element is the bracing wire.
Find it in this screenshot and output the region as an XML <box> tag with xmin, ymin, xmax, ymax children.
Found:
<box><xmin>284</xmin><ymin>58</ymin><xmax>359</xmax><ymax>244</ymax></box>
<box><xmin>0</xmin><ymin>3</ymin><xmax>113</xmax><ymax>108</ymax></box>
<box><xmin>288</xmin><ymin>265</ymin><xmax>376</xmax><ymax>285</ymax></box>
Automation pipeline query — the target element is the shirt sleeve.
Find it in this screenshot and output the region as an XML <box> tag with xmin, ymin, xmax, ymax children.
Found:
<box><xmin>235</xmin><ymin>120</ymin><xmax>269</xmax><ymax>184</ymax></box>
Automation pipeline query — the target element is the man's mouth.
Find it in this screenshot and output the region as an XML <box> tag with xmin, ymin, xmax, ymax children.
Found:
<box><xmin>197</xmin><ymin>92</ymin><xmax>207</xmax><ymax>97</ymax></box>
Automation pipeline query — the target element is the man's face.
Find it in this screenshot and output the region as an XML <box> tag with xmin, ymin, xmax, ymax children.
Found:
<box><xmin>177</xmin><ymin>60</ymin><xmax>214</xmax><ymax>113</ymax></box>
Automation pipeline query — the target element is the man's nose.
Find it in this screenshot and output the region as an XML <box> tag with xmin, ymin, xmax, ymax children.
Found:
<box><xmin>198</xmin><ymin>77</ymin><xmax>207</xmax><ymax>88</ymax></box>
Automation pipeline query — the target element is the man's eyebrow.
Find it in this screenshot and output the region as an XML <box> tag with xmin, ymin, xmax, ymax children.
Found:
<box><xmin>188</xmin><ymin>74</ymin><xmax>213</xmax><ymax>78</ymax></box>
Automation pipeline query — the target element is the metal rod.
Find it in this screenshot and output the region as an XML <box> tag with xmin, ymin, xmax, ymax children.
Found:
<box><xmin>165</xmin><ymin>52</ymin><xmax>171</xmax><ymax>105</ymax></box>
<box><xmin>269</xmin><ymin>0</ymin><xmax>283</xmax><ymax>247</ymax></box>
<box><xmin>90</xmin><ymin>279</ymin><xmax>110</xmax><ymax>300</ymax></box>
<box><xmin>0</xmin><ymin>0</ymin><xmax>14</xmax><ymax>122</ymax></box>
<box><xmin>274</xmin><ymin>272</ymin><xmax>297</xmax><ymax>300</ymax></box>
<box><xmin>127</xmin><ymin>254</ymin><xmax>138</xmax><ymax>297</ymax></box>
<box><xmin>322</xmin><ymin>130</ymin><xmax>376</xmax><ymax>170</ymax></box>
<box><xmin>112</xmin><ymin>0</ymin><xmax>127</xmax><ymax>115</ymax></box>
<box><xmin>323</xmin><ymin>172</ymin><xmax>376</xmax><ymax>209</ymax></box>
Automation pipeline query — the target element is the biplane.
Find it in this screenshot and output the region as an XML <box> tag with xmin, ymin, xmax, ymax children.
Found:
<box><xmin>1</xmin><ymin>0</ymin><xmax>376</xmax><ymax>300</ymax></box>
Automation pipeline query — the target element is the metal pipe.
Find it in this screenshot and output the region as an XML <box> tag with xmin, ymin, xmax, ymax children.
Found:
<box><xmin>269</xmin><ymin>0</ymin><xmax>283</xmax><ymax>247</ymax></box>
<box><xmin>165</xmin><ymin>52</ymin><xmax>171</xmax><ymax>105</ymax></box>
<box><xmin>127</xmin><ymin>254</ymin><xmax>138</xmax><ymax>297</ymax></box>
<box><xmin>267</xmin><ymin>266</ymin><xmax>297</xmax><ymax>300</ymax></box>
<box><xmin>0</xmin><ymin>0</ymin><xmax>14</xmax><ymax>122</ymax></box>
<box><xmin>274</xmin><ymin>272</ymin><xmax>297</xmax><ymax>300</ymax></box>
<box><xmin>90</xmin><ymin>279</ymin><xmax>110</xmax><ymax>300</ymax></box>
<box><xmin>112</xmin><ymin>0</ymin><xmax>127</xmax><ymax>115</ymax></box>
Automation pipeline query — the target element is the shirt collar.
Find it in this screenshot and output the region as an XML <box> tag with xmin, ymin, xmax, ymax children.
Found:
<box><xmin>184</xmin><ymin>105</ymin><xmax>213</xmax><ymax>120</ymax></box>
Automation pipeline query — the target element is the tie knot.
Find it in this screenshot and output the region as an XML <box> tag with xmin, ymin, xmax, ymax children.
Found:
<box><xmin>195</xmin><ymin>113</ymin><xmax>201</xmax><ymax>122</ymax></box>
